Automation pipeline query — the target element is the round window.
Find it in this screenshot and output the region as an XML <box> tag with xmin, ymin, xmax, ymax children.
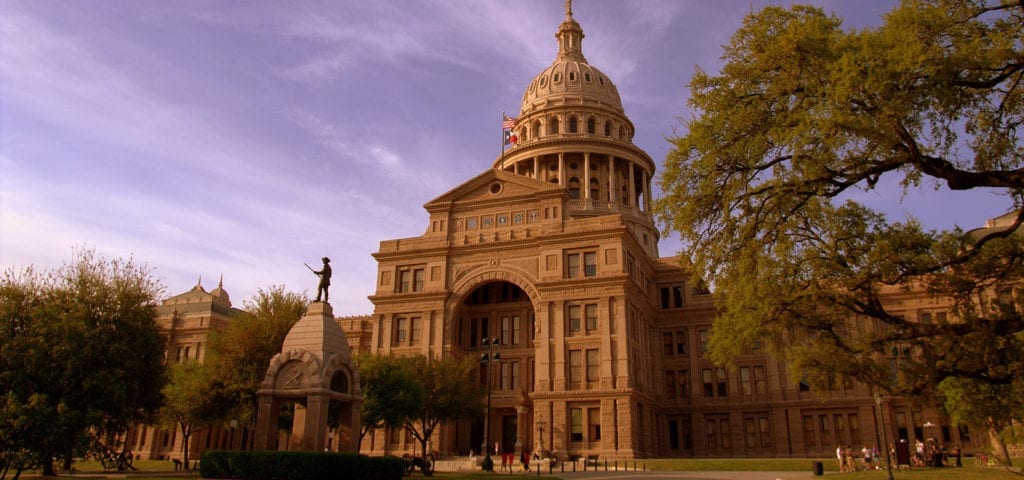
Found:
<box><xmin>489</xmin><ymin>182</ymin><xmax>502</xmax><ymax>194</ymax></box>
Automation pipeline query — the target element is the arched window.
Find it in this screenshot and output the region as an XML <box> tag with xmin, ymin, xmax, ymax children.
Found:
<box><xmin>587</xmin><ymin>117</ymin><xmax>596</xmax><ymax>134</ymax></box>
<box><xmin>604</xmin><ymin>121</ymin><xmax>612</xmax><ymax>137</ymax></box>
<box><xmin>590</xmin><ymin>178</ymin><xmax>600</xmax><ymax>199</ymax></box>
<box><xmin>619</xmin><ymin>126</ymin><xmax>626</xmax><ymax>140</ymax></box>
<box><xmin>549</xmin><ymin>117</ymin><xmax>560</xmax><ymax>135</ymax></box>
<box><xmin>569</xmin><ymin>116</ymin><xmax>578</xmax><ymax>133</ymax></box>
<box><xmin>330</xmin><ymin>371</ymin><xmax>349</xmax><ymax>393</ymax></box>
<box><xmin>568</xmin><ymin>177</ymin><xmax>581</xmax><ymax>199</ymax></box>
<box><xmin>533</xmin><ymin>121</ymin><xmax>542</xmax><ymax>140</ymax></box>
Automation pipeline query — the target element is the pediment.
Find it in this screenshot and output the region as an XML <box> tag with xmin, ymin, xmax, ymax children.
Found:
<box><xmin>425</xmin><ymin>169</ymin><xmax>564</xmax><ymax>209</ymax></box>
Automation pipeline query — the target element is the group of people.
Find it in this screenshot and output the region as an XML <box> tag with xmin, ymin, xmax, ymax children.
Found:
<box><xmin>911</xmin><ymin>439</ymin><xmax>962</xmax><ymax>468</ymax></box>
<box><xmin>835</xmin><ymin>444</ymin><xmax>881</xmax><ymax>472</ymax></box>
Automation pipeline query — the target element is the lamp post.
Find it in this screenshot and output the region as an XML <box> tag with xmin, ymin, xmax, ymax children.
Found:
<box><xmin>874</xmin><ymin>393</ymin><xmax>895</xmax><ymax>480</ymax></box>
<box><xmin>480</xmin><ymin>337</ymin><xmax>500</xmax><ymax>471</ymax></box>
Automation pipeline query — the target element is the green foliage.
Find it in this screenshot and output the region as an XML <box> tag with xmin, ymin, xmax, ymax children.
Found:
<box><xmin>357</xmin><ymin>353</ymin><xmax>484</xmax><ymax>457</ymax></box>
<box><xmin>656</xmin><ymin>0</ymin><xmax>1024</xmax><ymax>430</ymax></box>
<box><xmin>158</xmin><ymin>362</ymin><xmax>227</xmax><ymax>467</ymax></box>
<box><xmin>203</xmin><ymin>286</ymin><xmax>308</xmax><ymax>425</ymax></box>
<box><xmin>0</xmin><ymin>249</ymin><xmax>167</xmax><ymax>476</ymax></box>
<box><xmin>198</xmin><ymin>450</ymin><xmax>402</xmax><ymax>480</ymax></box>
<box><xmin>357</xmin><ymin>354</ymin><xmax>424</xmax><ymax>441</ymax></box>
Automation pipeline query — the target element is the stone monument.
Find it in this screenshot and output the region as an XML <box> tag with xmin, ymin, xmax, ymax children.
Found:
<box><xmin>253</xmin><ymin>301</ymin><xmax>361</xmax><ymax>451</ymax></box>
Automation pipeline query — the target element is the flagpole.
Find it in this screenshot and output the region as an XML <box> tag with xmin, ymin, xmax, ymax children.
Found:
<box><xmin>501</xmin><ymin>110</ymin><xmax>506</xmax><ymax>159</ymax></box>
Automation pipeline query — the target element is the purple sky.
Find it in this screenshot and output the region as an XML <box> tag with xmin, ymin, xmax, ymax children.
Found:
<box><xmin>1</xmin><ymin>1</ymin><xmax>1011</xmax><ymax>316</ymax></box>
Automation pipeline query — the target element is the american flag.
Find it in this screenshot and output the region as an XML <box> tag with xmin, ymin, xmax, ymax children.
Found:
<box><xmin>502</xmin><ymin>115</ymin><xmax>518</xmax><ymax>129</ymax></box>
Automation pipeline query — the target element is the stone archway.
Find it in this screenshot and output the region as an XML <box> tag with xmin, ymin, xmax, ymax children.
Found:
<box><xmin>254</xmin><ymin>302</ymin><xmax>361</xmax><ymax>452</ymax></box>
<box><xmin>446</xmin><ymin>270</ymin><xmax>539</xmax><ymax>459</ymax></box>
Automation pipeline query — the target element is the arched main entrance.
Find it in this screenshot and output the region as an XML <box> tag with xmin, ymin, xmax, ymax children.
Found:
<box><xmin>450</xmin><ymin>280</ymin><xmax>536</xmax><ymax>457</ymax></box>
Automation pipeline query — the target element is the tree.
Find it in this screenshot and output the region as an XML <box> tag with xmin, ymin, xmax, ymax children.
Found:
<box><xmin>0</xmin><ymin>250</ymin><xmax>167</xmax><ymax>475</ymax></box>
<box><xmin>356</xmin><ymin>354</ymin><xmax>424</xmax><ymax>450</ymax></box>
<box><xmin>656</xmin><ymin>0</ymin><xmax>1023</xmax><ymax>462</ymax></box>
<box><xmin>204</xmin><ymin>286</ymin><xmax>308</xmax><ymax>432</ymax></box>
<box><xmin>158</xmin><ymin>362</ymin><xmax>226</xmax><ymax>468</ymax></box>
<box><xmin>402</xmin><ymin>354</ymin><xmax>484</xmax><ymax>458</ymax></box>
<box><xmin>357</xmin><ymin>353</ymin><xmax>483</xmax><ymax>458</ymax></box>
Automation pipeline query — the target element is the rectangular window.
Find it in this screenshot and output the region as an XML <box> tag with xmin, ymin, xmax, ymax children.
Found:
<box><xmin>511</xmin><ymin>315</ymin><xmax>520</xmax><ymax>345</ymax></box>
<box><xmin>410</xmin><ymin>317</ymin><xmax>422</xmax><ymax>345</ymax></box>
<box><xmin>571</xmin><ymin>408</ymin><xmax>583</xmax><ymax>442</ymax></box>
<box><xmin>588</xmin><ymin>407</ymin><xmax>601</xmax><ymax>440</ymax></box>
<box><xmin>803</xmin><ymin>415</ymin><xmax>816</xmax><ymax>447</ymax></box>
<box><xmin>413</xmin><ymin>268</ymin><xmax>425</xmax><ymax>292</ymax></box>
<box><xmin>676</xmin><ymin>330</ymin><xmax>687</xmax><ymax>354</ymax></box>
<box><xmin>702</xmin><ymin>369</ymin><xmax>714</xmax><ymax>397</ymax></box>
<box><xmin>759</xmin><ymin>417</ymin><xmax>772</xmax><ymax>448</ymax></box>
<box><xmin>753</xmin><ymin>366</ymin><xmax>767</xmax><ymax>395</ymax></box>
<box><xmin>567</xmin><ymin>253</ymin><xmax>580</xmax><ymax>278</ymax></box>
<box><xmin>566</xmin><ymin>250</ymin><xmax>597</xmax><ymax>278</ymax></box>
<box><xmin>716</xmin><ymin>367</ymin><xmax>728</xmax><ymax>397</ymax></box>
<box><xmin>660</xmin><ymin>287</ymin><xmax>670</xmax><ymax>309</ymax></box>
<box><xmin>669</xmin><ymin>420</ymin><xmax>679</xmax><ymax>450</ymax></box>
<box><xmin>568</xmin><ymin>305</ymin><xmax>581</xmax><ymax>334</ymax></box>
<box><xmin>672</xmin><ymin>285</ymin><xmax>684</xmax><ymax>308</ymax></box>
<box><xmin>848</xmin><ymin>413</ymin><xmax>860</xmax><ymax>445</ymax></box>
<box><xmin>398</xmin><ymin>269</ymin><xmax>410</xmax><ymax>293</ymax></box>
<box><xmin>740</xmin><ymin>367</ymin><xmax>752</xmax><ymax>396</ymax></box>
<box><xmin>585</xmin><ymin>303</ymin><xmax>598</xmax><ymax>331</ymax></box>
<box><xmin>705</xmin><ymin>419</ymin><xmax>717</xmax><ymax>449</ymax></box>
<box><xmin>819</xmin><ymin>414</ymin><xmax>831</xmax><ymax>445</ymax></box>
<box><xmin>584</xmin><ymin>252</ymin><xmax>597</xmax><ymax>276</ymax></box>
<box><xmin>586</xmin><ymin>349</ymin><xmax>599</xmax><ymax>383</ymax></box>
<box><xmin>394</xmin><ymin>317</ymin><xmax>408</xmax><ymax>345</ymax></box>
<box><xmin>501</xmin><ymin>316</ymin><xmax>512</xmax><ymax>345</ymax></box>
<box><xmin>682</xmin><ymin>417</ymin><xmax>693</xmax><ymax>449</ymax></box>
<box><xmin>569</xmin><ymin>350</ymin><xmax>582</xmax><ymax>385</ymax></box>
<box><xmin>665</xmin><ymin>371</ymin><xmax>676</xmax><ymax>399</ymax></box>
<box><xmin>719</xmin><ymin>419</ymin><xmax>732</xmax><ymax>449</ymax></box>
<box><xmin>834</xmin><ymin>414</ymin><xmax>846</xmax><ymax>445</ymax></box>
<box><xmin>744</xmin><ymin>417</ymin><xmax>757</xmax><ymax>449</ymax></box>
<box><xmin>699</xmin><ymin>329</ymin><xmax>710</xmax><ymax>353</ymax></box>
<box><xmin>913</xmin><ymin>411</ymin><xmax>924</xmax><ymax>441</ymax></box>
<box><xmin>663</xmin><ymin>332</ymin><xmax>674</xmax><ymax>356</ymax></box>
<box><xmin>679</xmin><ymin>369</ymin><xmax>689</xmax><ymax>397</ymax></box>
<box><xmin>397</xmin><ymin>266</ymin><xmax>425</xmax><ymax>293</ymax></box>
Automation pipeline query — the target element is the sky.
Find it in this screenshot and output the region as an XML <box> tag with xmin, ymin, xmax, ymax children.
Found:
<box><xmin>0</xmin><ymin>0</ymin><xmax>1012</xmax><ymax>316</ymax></box>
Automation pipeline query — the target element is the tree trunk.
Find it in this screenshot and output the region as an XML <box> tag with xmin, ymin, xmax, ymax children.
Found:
<box><xmin>182</xmin><ymin>430</ymin><xmax>191</xmax><ymax>469</ymax></box>
<box><xmin>990</xmin><ymin>427</ymin><xmax>1013</xmax><ymax>466</ymax></box>
<box><xmin>40</xmin><ymin>456</ymin><xmax>55</xmax><ymax>476</ymax></box>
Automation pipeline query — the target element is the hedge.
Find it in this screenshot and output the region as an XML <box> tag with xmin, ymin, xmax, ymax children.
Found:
<box><xmin>200</xmin><ymin>451</ymin><xmax>405</xmax><ymax>480</ymax></box>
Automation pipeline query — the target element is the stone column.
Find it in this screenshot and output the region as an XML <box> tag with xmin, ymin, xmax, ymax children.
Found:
<box><xmin>627</xmin><ymin>163</ymin><xmax>636</xmax><ymax>210</ymax></box>
<box><xmin>253</xmin><ymin>395</ymin><xmax>280</xmax><ymax>450</ymax></box>
<box><xmin>533</xmin><ymin>156</ymin><xmax>540</xmax><ymax>180</ymax></box>
<box><xmin>558</xmin><ymin>153</ymin><xmax>565</xmax><ymax>186</ymax></box>
<box><xmin>608</xmin><ymin>157</ymin><xmax>616</xmax><ymax>204</ymax></box>
<box><xmin>303</xmin><ymin>395</ymin><xmax>330</xmax><ymax>451</ymax></box>
<box><xmin>583</xmin><ymin>152</ymin><xmax>591</xmax><ymax>201</ymax></box>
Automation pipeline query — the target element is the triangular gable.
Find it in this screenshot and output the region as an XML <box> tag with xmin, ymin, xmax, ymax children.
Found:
<box><xmin>424</xmin><ymin>168</ymin><xmax>565</xmax><ymax>209</ymax></box>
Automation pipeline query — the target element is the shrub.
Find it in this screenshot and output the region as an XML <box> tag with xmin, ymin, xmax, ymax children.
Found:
<box><xmin>199</xmin><ymin>450</ymin><xmax>399</xmax><ymax>480</ymax></box>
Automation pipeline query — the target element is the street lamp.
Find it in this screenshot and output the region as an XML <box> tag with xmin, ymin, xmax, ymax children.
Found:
<box><xmin>874</xmin><ymin>393</ymin><xmax>895</xmax><ymax>480</ymax></box>
<box><xmin>480</xmin><ymin>337</ymin><xmax>500</xmax><ymax>471</ymax></box>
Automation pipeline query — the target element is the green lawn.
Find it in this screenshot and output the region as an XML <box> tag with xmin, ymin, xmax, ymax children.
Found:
<box><xmin>26</xmin><ymin>456</ymin><xmax>1022</xmax><ymax>480</ymax></box>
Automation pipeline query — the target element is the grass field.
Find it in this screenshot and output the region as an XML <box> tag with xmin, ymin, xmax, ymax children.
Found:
<box><xmin>24</xmin><ymin>456</ymin><xmax>1022</xmax><ymax>480</ymax></box>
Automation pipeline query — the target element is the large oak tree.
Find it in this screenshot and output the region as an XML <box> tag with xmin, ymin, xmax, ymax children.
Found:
<box><xmin>0</xmin><ymin>250</ymin><xmax>167</xmax><ymax>477</ymax></box>
<box><xmin>656</xmin><ymin>0</ymin><xmax>1022</xmax><ymax>460</ymax></box>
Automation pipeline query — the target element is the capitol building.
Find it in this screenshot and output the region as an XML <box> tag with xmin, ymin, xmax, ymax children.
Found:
<box><xmin>132</xmin><ymin>3</ymin><xmax>981</xmax><ymax>462</ymax></box>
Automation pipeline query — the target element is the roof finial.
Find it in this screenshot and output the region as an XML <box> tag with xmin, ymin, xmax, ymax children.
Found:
<box><xmin>197</xmin><ymin>275</ymin><xmax>202</xmax><ymax>287</ymax></box>
<box><xmin>564</xmin><ymin>0</ymin><xmax>573</xmax><ymax>18</ymax></box>
<box><xmin>218</xmin><ymin>274</ymin><xmax>224</xmax><ymax>288</ymax></box>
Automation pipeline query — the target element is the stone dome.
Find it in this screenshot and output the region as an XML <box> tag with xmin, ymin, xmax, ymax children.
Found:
<box><xmin>519</xmin><ymin>5</ymin><xmax>624</xmax><ymax>116</ymax></box>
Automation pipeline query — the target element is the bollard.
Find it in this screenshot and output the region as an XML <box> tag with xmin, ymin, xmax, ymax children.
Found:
<box><xmin>604</xmin><ymin>459</ymin><xmax>608</xmax><ymax>471</ymax></box>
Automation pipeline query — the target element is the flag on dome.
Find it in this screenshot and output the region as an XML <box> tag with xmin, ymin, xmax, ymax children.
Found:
<box><xmin>502</xmin><ymin>115</ymin><xmax>518</xmax><ymax>129</ymax></box>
